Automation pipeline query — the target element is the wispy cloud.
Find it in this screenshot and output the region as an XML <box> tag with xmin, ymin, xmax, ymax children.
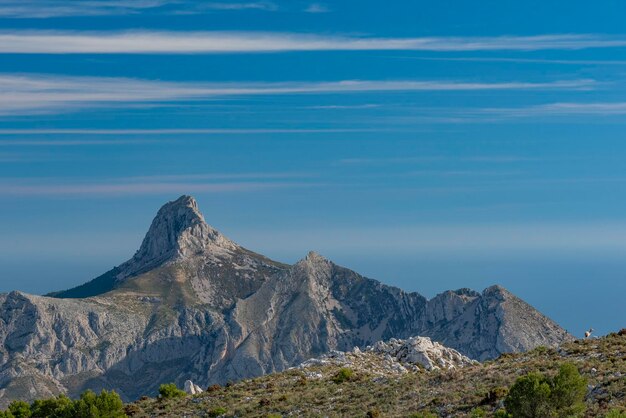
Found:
<box><xmin>392</xmin><ymin>56</ymin><xmax>626</xmax><ymax>66</ymax></box>
<box><xmin>307</xmin><ymin>104</ymin><xmax>381</xmax><ymax>109</ymax></box>
<box><xmin>123</xmin><ymin>171</ymin><xmax>315</xmax><ymax>181</ymax></box>
<box><xmin>444</xmin><ymin>102</ymin><xmax>626</xmax><ymax>121</ymax></box>
<box><xmin>505</xmin><ymin>102</ymin><xmax>626</xmax><ymax>116</ymax></box>
<box><xmin>0</xmin><ymin>0</ymin><xmax>169</xmax><ymax>18</ymax></box>
<box><xmin>0</xmin><ymin>128</ymin><xmax>372</xmax><ymax>136</ymax></box>
<box><xmin>2</xmin><ymin>31</ymin><xmax>626</xmax><ymax>53</ymax></box>
<box><xmin>0</xmin><ymin>182</ymin><xmax>296</xmax><ymax>196</ymax></box>
<box><xmin>304</xmin><ymin>3</ymin><xmax>329</xmax><ymax>13</ymax></box>
<box><xmin>0</xmin><ymin>74</ymin><xmax>592</xmax><ymax>115</ymax></box>
<box><xmin>0</xmin><ymin>172</ymin><xmax>316</xmax><ymax>196</ymax></box>
<box><xmin>198</xmin><ymin>2</ymin><xmax>277</xmax><ymax>11</ymax></box>
<box><xmin>350</xmin><ymin>101</ymin><xmax>626</xmax><ymax>124</ymax></box>
<box><xmin>337</xmin><ymin>156</ymin><xmax>540</xmax><ymax>165</ymax></box>
<box><xmin>0</xmin><ymin>139</ymin><xmax>159</xmax><ymax>146</ymax></box>
<box><xmin>0</xmin><ymin>1</ymin><xmax>278</xmax><ymax>18</ymax></box>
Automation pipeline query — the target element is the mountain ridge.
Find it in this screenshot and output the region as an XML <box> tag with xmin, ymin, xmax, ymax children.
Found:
<box><xmin>0</xmin><ymin>195</ymin><xmax>572</xmax><ymax>407</ymax></box>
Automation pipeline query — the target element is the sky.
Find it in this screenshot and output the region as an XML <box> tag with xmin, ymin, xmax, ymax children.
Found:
<box><xmin>1</xmin><ymin>0</ymin><xmax>626</xmax><ymax>337</ymax></box>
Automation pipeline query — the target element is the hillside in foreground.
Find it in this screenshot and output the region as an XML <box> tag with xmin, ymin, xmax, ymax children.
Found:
<box><xmin>128</xmin><ymin>333</ymin><xmax>625</xmax><ymax>417</ymax></box>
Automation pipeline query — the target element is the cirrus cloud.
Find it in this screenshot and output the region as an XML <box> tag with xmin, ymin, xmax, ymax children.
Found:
<box><xmin>0</xmin><ymin>73</ymin><xmax>594</xmax><ymax>115</ymax></box>
<box><xmin>1</xmin><ymin>31</ymin><xmax>626</xmax><ymax>54</ymax></box>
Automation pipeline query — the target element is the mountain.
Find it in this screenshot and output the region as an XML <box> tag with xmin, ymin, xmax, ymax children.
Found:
<box><xmin>0</xmin><ymin>195</ymin><xmax>571</xmax><ymax>407</ymax></box>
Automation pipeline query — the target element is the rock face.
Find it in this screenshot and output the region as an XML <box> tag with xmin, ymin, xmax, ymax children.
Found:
<box><xmin>183</xmin><ymin>380</ymin><xmax>203</xmax><ymax>396</ymax></box>
<box><xmin>123</xmin><ymin>195</ymin><xmax>238</xmax><ymax>278</ymax></box>
<box><xmin>0</xmin><ymin>195</ymin><xmax>572</xmax><ymax>407</ymax></box>
<box><xmin>299</xmin><ymin>336</ymin><xmax>477</xmax><ymax>376</ymax></box>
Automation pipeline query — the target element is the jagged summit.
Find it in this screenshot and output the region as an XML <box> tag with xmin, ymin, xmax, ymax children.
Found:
<box><xmin>50</xmin><ymin>195</ymin><xmax>247</xmax><ymax>299</ymax></box>
<box><xmin>483</xmin><ymin>284</ymin><xmax>510</xmax><ymax>296</ymax></box>
<box><xmin>300</xmin><ymin>250</ymin><xmax>330</xmax><ymax>265</ymax></box>
<box><xmin>125</xmin><ymin>195</ymin><xmax>237</xmax><ymax>276</ymax></box>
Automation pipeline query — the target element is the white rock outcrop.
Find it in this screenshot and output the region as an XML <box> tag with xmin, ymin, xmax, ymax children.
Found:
<box><xmin>369</xmin><ymin>336</ymin><xmax>477</xmax><ymax>370</ymax></box>
<box><xmin>299</xmin><ymin>336</ymin><xmax>477</xmax><ymax>376</ymax></box>
<box><xmin>184</xmin><ymin>380</ymin><xmax>203</xmax><ymax>395</ymax></box>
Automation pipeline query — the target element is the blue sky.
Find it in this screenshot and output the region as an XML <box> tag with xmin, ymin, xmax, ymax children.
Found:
<box><xmin>1</xmin><ymin>0</ymin><xmax>626</xmax><ymax>336</ymax></box>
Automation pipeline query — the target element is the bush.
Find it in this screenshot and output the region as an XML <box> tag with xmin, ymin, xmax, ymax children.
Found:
<box><xmin>550</xmin><ymin>363</ymin><xmax>587</xmax><ymax>416</ymax></box>
<box><xmin>605</xmin><ymin>410</ymin><xmax>626</xmax><ymax>418</ymax></box>
<box><xmin>8</xmin><ymin>401</ymin><xmax>30</xmax><ymax>418</ymax></box>
<box><xmin>332</xmin><ymin>368</ymin><xmax>354</xmax><ymax>383</ymax></box>
<box><xmin>0</xmin><ymin>390</ymin><xmax>125</xmax><ymax>418</ymax></box>
<box><xmin>504</xmin><ymin>363</ymin><xmax>587</xmax><ymax>418</ymax></box>
<box><xmin>30</xmin><ymin>394</ymin><xmax>74</xmax><ymax>418</ymax></box>
<box><xmin>207</xmin><ymin>406</ymin><xmax>227</xmax><ymax>417</ymax></box>
<box><xmin>72</xmin><ymin>390</ymin><xmax>126</xmax><ymax>418</ymax></box>
<box><xmin>470</xmin><ymin>407</ymin><xmax>486</xmax><ymax>417</ymax></box>
<box><xmin>158</xmin><ymin>383</ymin><xmax>186</xmax><ymax>399</ymax></box>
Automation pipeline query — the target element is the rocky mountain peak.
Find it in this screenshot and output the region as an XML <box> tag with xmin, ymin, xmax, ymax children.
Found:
<box><xmin>482</xmin><ymin>284</ymin><xmax>512</xmax><ymax>299</ymax></box>
<box><xmin>304</xmin><ymin>251</ymin><xmax>328</xmax><ymax>263</ymax></box>
<box><xmin>294</xmin><ymin>251</ymin><xmax>332</xmax><ymax>273</ymax></box>
<box><xmin>123</xmin><ymin>195</ymin><xmax>237</xmax><ymax>276</ymax></box>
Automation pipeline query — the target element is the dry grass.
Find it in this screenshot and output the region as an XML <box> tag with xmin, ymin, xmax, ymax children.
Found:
<box><xmin>126</xmin><ymin>333</ymin><xmax>626</xmax><ymax>417</ymax></box>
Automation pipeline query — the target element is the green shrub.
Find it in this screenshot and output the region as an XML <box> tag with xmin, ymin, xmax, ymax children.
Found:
<box><xmin>7</xmin><ymin>401</ymin><xmax>30</xmax><ymax>418</ymax></box>
<box><xmin>0</xmin><ymin>411</ymin><xmax>15</xmax><ymax>418</ymax></box>
<box><xmin>605</xmin><ymin>410</ymin><xmax>626</xmax><ymax>418</ymax></box>
<box><xmin>332</xmin><ymin>368</ymin><xmax>354</xmax><ymax>383</ymax></box>
<box><xmin>25</xmin><ymin>390</ymin><xmax>126</xmax><ymax>418</ymax></box>
<box><xmin>493</xmin><ymin>410</ymin><xmax>511</xmax><ymax>418</ymax></box>
<box><xmin>550</xmin><ymin>363</ymin><xmax>587</xmax><ymax>417</ymax></box>
<box><xmin>504</xmin><ymin>363</ymin><xmax>587</xmax><ymax>418</ymax></box>
<box><xmin>207</xmin><ymin>406</ymin><xmax>227</xmax><ymax>417</ymax></box>
<box><xmin>158</xmin><ymin>383</ymin><xmax>186</xmax><ymax>399</ymax></box>
<box><xmin>505</xmin><ymin>371</ymin><xmax>553</xmax><ymax>417</ymax></box>
<box><xmin>72</xmin><ymin>389</ymin><xmax>126</xmax><ymax>418</ymax></box>
<box><xmin>408</xmin><ymin>412</ymin><xmax>438</xmax><ymax>418</ymax></box>
<box><xmin>470</xmin><ymin>407</ymin><xmax>486</xmax><ymax>417</ymax></box>
<box><xmin>30</xmin><ymin>394</ymin><xmax>74</xmax><ymax>418</ymax></box>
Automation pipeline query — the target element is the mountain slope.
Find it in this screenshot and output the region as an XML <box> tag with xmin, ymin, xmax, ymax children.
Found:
<box><xmin>128</xmin><ymin>333</ymin><xmax>626</xmax><ymax>418</ymax></box>
<box><xmin>0</xmin><ymin>195</ymin><xmax>571</xmax><ymax>407</ymax></box>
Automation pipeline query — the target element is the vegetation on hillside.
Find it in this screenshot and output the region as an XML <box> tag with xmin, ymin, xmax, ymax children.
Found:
<box><xmin>158</xmin><ymin>384</ymin><xmax>187</xmax><ymax>400</ymax></box>
<box><xmin>0</xmin><ymin>390</ymin><xmax>125</xmax><ymax>418</ymax></box>
<box><xmin>1</xmin><ymin>332</ymin><xmax>624</xmax><ymax>417</ymax></box>
<box><xmin>502</xmin><ymin>363</ymin><xmax>587</xmax><ymax>417</ymax></box>
<box><xmin>129</xmin><ymin>332</ymin><xmax>626</xmax><ymax>417</ymax></box>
